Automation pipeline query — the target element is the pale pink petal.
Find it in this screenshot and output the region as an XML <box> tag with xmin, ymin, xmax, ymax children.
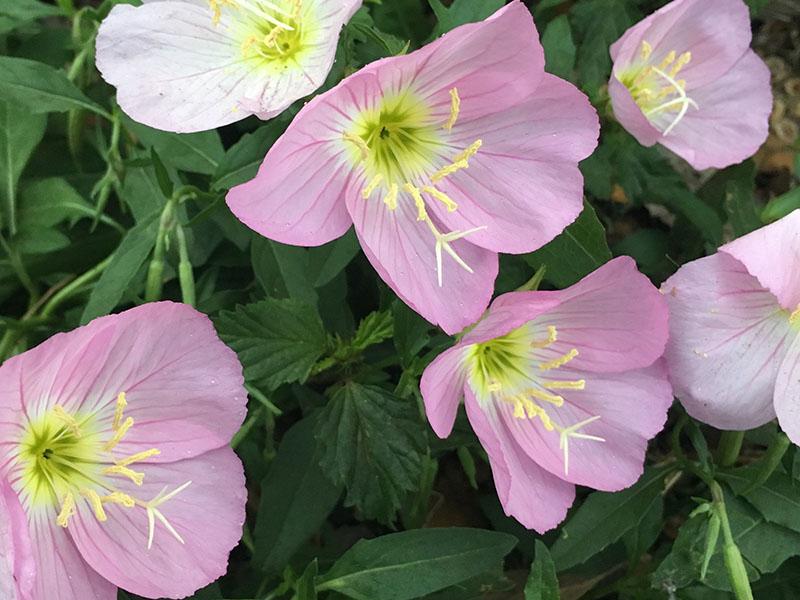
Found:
<box><xmin>721</xmin><ymin>210</ymin><xmax>800</xmax><ymax>312</ymax></box>
<box><xmin>427</xmin><ymin>74</ymin><xmax>598</xmax><ymax>254</ymax></box>
<box><xmin>608</xmin><ymin>75</ymin><xmax>662</xmax><ymax>147</ymax></box>
<box><xmin>420</xmin><ymin>346</ymin><xmax>469</xmax><ymax>438</ymax></box>
<box><xmin>0</xmin><ymin>480</ymin><xmax>35</xmax><ymax>600</ymax></box>
<box><xmin>67</xmin><ymin>448</ymin><xmax>245</xmax><ymax>600</ymax></box>
<box><xmin>464</xmin><ymin>390</ymin><xmax>575</xmax><ymax>533</ymax></box>
<box><xmin>658</xmin><ymin>50</ymin><xmax>772</xmax><ymax>170</ymax></box>
<box><xmin>461</xmin><ymin>295</ymin><xmax>561</xmax><ymax>346</ymax></box>
<box><xmin>7</xmin><ymin>302</ymin><xmax>245</xmax><ymax>462</ymax></box>
<box><xmin>530</xmin><ymin>257</ymin><xmax>669</xmax><ymax>373</ymax></box>
<box><xmin>347</xmin><ymin>178</ymin><xmax>498</xmax><ymax>335</ymax></box>
<box><xmin>610</xmin><ymin>0</ymin><xmax>752</xmax><ymax>85</ymax></box>
<box><xmin>498</xmin><ymin>362</ymin><xmax>672</xmax><ymax>490</ymax></box>
<box><xmin>27</xmin><ymin>510</ymin><xmax>115</xmax><ymax>600</ymax></box>
<box><xmin>663</xmin><ymin>253</ymin><xmax>792</xmax><ymax>429</ymax></box>
<box><xmin>775</xmin><ymin>335</ymin><xmax>800</xmax><ymax>445</ymax></box>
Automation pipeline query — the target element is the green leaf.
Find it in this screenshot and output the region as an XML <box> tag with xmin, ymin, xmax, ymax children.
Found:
<box><xmin>723</xmin><ymin>468</ymin><xmax>800</xmax><ymax>533</ymax></box>
<box><xmin>551</xmin><ymin>466</ymin><xmax>669</xmax><ymax>570</ymax></box>
<box><xmin>308</xmin><ymin>230</ymin><xmax>361</xmax><ymax>288</ymax></box>
<box><xmin>0</xmin><ymin>101</ymin><xmax>46</xmax><ymax>234</ymax></box>
<box><xmin>215</xmin><ymin>298</ymin><xmax>328</xmax><ymax>390</ymax></box>
<box><xmin>762</xmin><ymin>186</ymin><xmax>800</xmax><ymax>224</ymax></box>
<box><xmin>0</xmin><ymin>57</ymin><xmax>106</xmax><ymax>115</ymax></box>
<box><xmin>0</xmin><ymin>0</ymin><xmax>61</xmax><ymax>35</ymax></box>
<box><xmin>124</xmin><ymin>117</ymin><xmax>224</xmax><ymax>176</ymax></box>
<box><xmin>541</xmin><ymin>15</ymin><xmax>576</xmax><ymax>81</ymax></box>
<box><xmin>525</xmin><ymin>541</ymin><xmax>560</xmax><ymax>600</ymax></box>
<box><xmin>316</xmin><ymin>382</ymin><xmax>425</xmax><ymax>523</ymax></box>
<box><xmin>352</xmin><ymin>310</ymin><xmax>393</xmax><ymax>351</ymax></box>
<box><xmin>622</xmin><ymin>492</ymin><xmax>664</xmax><ymax>564</ymax></box>
<box><xmin>255</xmin><ymin>416</ymin><xmax>342</xmax><ymax>576</ymax></box>
<box><xmin>316</xmin><ymin>527</ymin><xmax>517</xmax><ymax>600</ymax></box>
<box><xmin>81</xmin><ymin>212</ymin><xmax>160</xmax><ymax>324</ymax></box>
<box><xmin>524</xmin><ymin>201</ymin><xmax>611</xmax><ymax>287</ymax></box>
<box><xmin>212</xmin><ymin>122</ymin><xmax>284</xmax><ymax>190</ymax></box>
<box><xmin>392</xmin><ymin>300</ymin><xmax>430</xmax><ymax>367</ymax></box>
<box><xmin>294</xmin><ymin>560</ymin><xmax>319</xmax><ymax>600</ymax></box>
<box><xmin>17</xmin><ymin>178</ymin><xmax>95</xmax><ymax>229</ymax></box>
<box><xmin>428</xmin><ymin>0</ymin><xmax>505</xmax><ymax>36</ymax></box>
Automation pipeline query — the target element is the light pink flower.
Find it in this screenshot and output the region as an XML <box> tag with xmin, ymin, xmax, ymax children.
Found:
<box><xmin>96</xmin><ymin>0</ymin><xmax>361</xmax><ymax>133</ymax></box>
<box><xmin>227</xmin><ymin>1</ymin><xmax>599</xmax><ymax>335</ymax></box>
<box><xmin>663</xmin><ymin>210</ymin><xmax>800</xmax><ymax>439</ymax></box>
<box><xmin>1</xmin><ymin>478</ymin><xmax>35</xmax><ymax>600</ymax></box>
<box><xmin>420</xmin><ymin>257</ymin><xmax>672</xmax><ymax>531</ymax></box>
<box><xmin>0</xmin><ymin>302</ymin><xmax>247</xmax><ymax>599</ymax></box>
<box><xmin>609</xmin><ymin>0</ymin><xmax>772</xmax><ymax>170</ymax></box>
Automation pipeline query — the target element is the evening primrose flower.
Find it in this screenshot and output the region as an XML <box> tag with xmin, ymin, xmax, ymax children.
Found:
<box><xmin>421</xmin><ymin>257</ymin><xmax>672</xmax><ymax>531</ymax></box>
<box><xmin>96</xmin><ymin>0</ymin><xmax>361</xmax><ymax>133</ymax></box>
<box><xmin>609</xmin><ymin>0</ymin><xmax>772</xmax><ymax>170</ymax></box>
<box><xmin>0</xmin><ymin>302</ymin><xmax>247</xmax><ymax>599</ymax></box>
<box><xmin>227</xmin><ymin>1</ymin><xmax>599</xmax><ymax>334</ymax></box>
<box><xmin>663</xmin><ymin>210</ymin><xmax>800</xmax><ymax>439</ymax></box>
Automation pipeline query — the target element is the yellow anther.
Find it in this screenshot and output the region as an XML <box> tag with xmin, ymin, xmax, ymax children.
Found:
<box><xmin>104</xmin><ymin>464</ymin><xmax>145</xmax><ymax>486</ymax></box>
<box><xmin>658</xmin><ymin>50</ymin><xmax>677</xmax><ymax>70</ymax></box>
<box><xmin>670</xmin><ymin>51</ymin><xmax>692</xmax><ymax>78</ymax></box>
<box><xmin>241</xmin><ymin>35</ymin><xmax>258</xmax><ymax>56</ymax></box>
<box><xmin>362</xmin><ymin>174</ymin><xmax>383</xmax><ymax>199</ymax></box>
<box><xmin>640</xmin><ymin>40</ymin><xmax>653</xmax><ymax>61</ymax></box>
<box><xmin>52</xmin><ymin>406</ymin><xmax>81</xmax><ymax>438</ymax></box>
<box><xmin>527</xmin><ymin>388</ymin><xmax>564</xmax><ymax>407</ymax></box>
<box><xmin>112</xmin><ymin>392</ymin><xmax>127</xmax><ymax>431</ymax></box>
<box><xmin>102</xmin><ymin>492</ymin><xmax>137</xmax><ymax>508</ymax></box>
<box><xmin>82</xmin><ymin>489</ymin><xmax>108</xmax><ymax>522</ymax></box>
<box><xmin>291</xmin><ymin>0</ymin><xmax>302</xmax><ymax>18</ymax></box>
<box><xmin>487</xmin><ymin>382</ymin><xmax>502</xmax><ymax>393</ymax></box>
<box><xmin>443</xmin><ymin>88</ymin><xmax>461</xmax><ymax>132</ymax></box>
<box><xmin>422</xmin><ymin>186</ymin><xmax>458</xmax><ymax>212</ymax></box>
<box><xmin>453</xmin><ymin>139</ymin><xmax>483</xmax><ymax>164</ymax></box>
<box><xmin>512</xmin><ymin>397</ymin><xmax>526</xmax><ymax>419</ymax></box>
<box><xmin>56</xmin><ymin>492</ymin><xmax>76</xmax><ymax>528</ymax></box>
<box><xmin>384</xmin><ymin>183</ymin><xmax>399</xmax><ymax>210</ymax></box>
<box><xmin>543</xmin><ymin>379</ymin><xmax>586</xmax><ymax>391</ymax></box>
<box><xmin>791</xmin><ymin>306</ymin><xmax>800</xmax><ymax>325</ymax></box>
<box><xmin>343</xmin><ymin>133</ymin><xmax>370</xmax><ymax>161</ymax></box>
<box><xmin>208</xmin><ymin>0</ymin><xmax>236</xmax><ymax>25</ymax></box>
<box><xmin>403</xmin><ymin>183</ymin><xmax>428</xmax><ymax>221</ymax></box>
<box><xmin>531</xmin><ymin>325</ymin><xmax>558</xmax><ymax>349</ymax></box>
<box><xmin>104</xmin><ymin>416</ymin><xmax>133</xmax><ymax>451</ymax></box>
<box><xmin>431</xmin><ymin>140</ymin><xmax>482</xmax><ymax>183</ymax></box>
<box><xmin>539</xmin><ymin>348</ymin><xmax>579</xmax><ymax>371</ymax></box>
<box><xmin>116</xmin><ymin>448</ymin><xmax>161</xmax><ymax>467</ymax></box>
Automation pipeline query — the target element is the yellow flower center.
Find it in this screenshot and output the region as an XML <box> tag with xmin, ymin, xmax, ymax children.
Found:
<box><xmin>343</xmin><ymin>87</ymin><xmax>487</xmax><ymax>287</ymax></box>
<box><xmin>466</xmin><ymin>323</ymin><xmax>605</xmax><ymax>475</ymax></box>
<box><xmin>16</xmin><ymin>393</ymin><xmax>190</xmax><ymax>549</ymax></box>
<box><xmin>618</xmin><ymin>41</ymin><xmax>699</xmax><ymax>136</ymax></box>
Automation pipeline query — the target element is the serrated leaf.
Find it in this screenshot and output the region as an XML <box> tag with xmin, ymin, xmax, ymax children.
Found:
<box><xmin>524</xmin><ymin>201</ymin><xmax>611</xmax><ymax>287</ymax></box>
<box><xmin>552</xmin><ymin>466</ymin><xmax>669</xmax><ymax>570</ymax></box>
<box><xmin>316</xmin><ymin>382</ymin><xmax>425</xmax><ymax>523</ymax></box>
<box><xmin>0</xmin><ymin>56</ymin><xmax>106</xmax><ymax>115</ymax></box>
<box><xmin>723</xmin><ymin>468</ymin><xmax>800</xmax><ymax>533</ymax></box>
<box><xmin>352</xmin><ymin>310</ymin><xmax>393</xmax><ymax>351</ymax></box>
<box><xmin>216</xmin><ymin>298</ymin><xmax>328</xmax><ymax>390</ymax></box>
<box><xmin>428</xmin><ymin>0</ymin><xmax>505</xmax><ymax>36</ymax></box>
<box><xmin>255</xmin><ymin>416</ymin><xmax>342</xmax><ymax>576</ymax></box>
<box><xmin>542</xmin><ymin>15</ymin><xmax>576</xmax><ymax>81</ymax></box>
<box><xmin>525</xmin><ymin>541</ymin><xmax>560</xmax><ymax>600</ymax></box>
<box><xmin>316</xmin><ymin>528</ymin><xmax>517</xmax><ymax>600</ymax></box>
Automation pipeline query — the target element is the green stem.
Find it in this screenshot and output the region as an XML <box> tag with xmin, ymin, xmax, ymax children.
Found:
<box><xmin>743</xmin><ymin>431</ymin><xmax>791</xmax><ymax>494</ymax></box>
<box><xmin>0</xmin><ymin>234</ymin><xmax>38</xmax><ymax>301</ymax></box>
<box><xmin>245</xmin><ymin>384</ymin><xmax>282</xmax><ymax>416</ymax></box>
<box><xmin>710</xmin><ymin>481</ymin><xmax>754</xmax><ymax>600</ymax></box>
<box><xmin>716</xmin><ymin>431</ymin><xmax>745</xmax><ymax>468</ymax></box>
<box><xmin>516</xmin><ymin>265</ymin><xmax>547</xmax><ymax>292</ymax></box>
<box><xmin>231</xmin><ymin>407</ymin><xmax>263</xmax><ymax>450</ymax></box>
<box><xmin>40</xmin><ymin>255</ymin><xmax>112</xmax><ymax>319</ymax></box>
<box><xmin>144</xmin><ymin>199</ymin><xmax>176</xmax><ymax>302</ymax></box>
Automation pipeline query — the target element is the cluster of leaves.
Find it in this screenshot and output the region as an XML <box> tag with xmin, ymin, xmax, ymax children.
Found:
<box><xmin>2</xmin><ymin>0</ymin><xmax>800</xmax><ymax>599</ymax></box>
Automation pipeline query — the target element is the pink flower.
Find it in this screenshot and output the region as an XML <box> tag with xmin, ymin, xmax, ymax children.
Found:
<box><xmin>1</xmin><ymin>478</ymin><xmax>35</xmax><ymax>600</ymax></box>
<box><xmin>227</xmin><ymin>1</ymin><xmax>599</xmax><ymax>335</ymax></box>
<box><xmin>420</xmin><ymin>257</ymin><xmax>672</xmax><ymax>531</ymax></box>
<box><xmin>609</xmin><ymin>0</ymin><xmax>771</xmax><ymax>170</ymax></box>
<box><xmin>663</xmin><ymin>210</ymin><xmax>800</xmax><ymax>440</ymax></box>
<box><xmin>0</xmin><ymin>302</ymin><xmax>247</xmax><ymax>599</ymax></box>
<box><xmin>96</xmin><ymin>0</ymin><xmax>361</xmax><ymax>133</ymax></box>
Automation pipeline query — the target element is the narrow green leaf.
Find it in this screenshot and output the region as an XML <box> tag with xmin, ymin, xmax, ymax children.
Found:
<box><xmin>294</xmin><ymin>560</ymin><xmax>319</xmax><ymax>600</ymax></box>
<box><xmin>125</xmin><ymin>117</ymin><xmax>224</xmax><ymax>176</ymax></box>
<box><xmin>0</xmin><ymin>0</ymin><xmax>61</xmax><ymax>34</ymax></box>
<box><xmin>317</xmin><ymin>528</ymin><xmax>517</xmax><ymax>600</ymax></box>
<box><xmin>525</xmin><ymin>541</ymin><xmax>560</xmax><ymax>600</ymax></box>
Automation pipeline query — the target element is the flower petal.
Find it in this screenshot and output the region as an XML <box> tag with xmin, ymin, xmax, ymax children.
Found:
<box><xmin>67</xmin><ymin>448</ymin><xmax>245</xmax><ymax>600</ymax></box>
<box><xmin>461</xmin><ymin>294</ymin><xmax>561</xmax><ymax>346</ymax></box>
<box><xmin>532</xmin><ymin>256</ymin><xmax>669</xmax><ymax>373</ymax></box>
<box><xmin>721</xmin><ymin>210</ymin><xmax>800</xmax><ymax>312</ymax></box>
<box><xmin>658</xmin><ymin>50</ymin><xmax>772</xmax><ymax>171</ymax></box>
<box><xmin>420</xmin><ymin>346</ymin><xmax>469</xmax><ymax>439</ymax></box>
<box><xmin>429</xmin><ymin>74</ymin><xmax>598</xmax><ymax>254</ymax></box>
<box><xmin>775</xmin><ymin>335</ymin><xmax>800</xmax><ymax>445</ymax></box>
<box><xmin>347</xmin><ymin>178</ymin><xmax>498</xmax><ymax>335</ymax></box>
<box><xmin>0</xmin><ymin>479</ymin><xmax>35</xmax><ymax>600</ymax></box>
<box><xmin>464</xmin><ymin>390</ymin><xmax>574</xmax><ymax>533</ymax></box>
<box><xmin>663</xmin><ymin>252</ymin><xmax>792</xmax><ymax>429</ymax></box>
<box><xmin>608</xmin><ymin>75</ymin><xmax>662</xmax><ymax>147</ymax></box>
<box><xmin>498</xmin><ymin>362</ymin><xmax>672</xmax><ymax>490</ymax></box>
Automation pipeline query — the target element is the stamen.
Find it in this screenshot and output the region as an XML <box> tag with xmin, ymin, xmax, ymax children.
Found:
<box><xmin>443</xmin><ymin>88</ymin><xmax>461</xmax><ymax>132</ymax></box>
<box><xmin>658</xmin><ymin>50</ymin><xmax>677</xmax><ymax>71</ymax></box>
<box><xmin>146</xmin><ymin>481</ymin><xmax>192</xmax><ymax>550</ymax></box>
<box><xmin>648</xmin><ymin>66</ymin><xmax>699</xmax><ymax>136</ymax></box>
<box><xmin>116</xmin><ymin>448</ymin><xmax>161</xmax><ymax>467</ymax></box>
<box><xmin>234</xmin><ymin>0</ymin><xmax>294</xmax><ymax>29</ymax></box>
<box><xmin>112</xmin><ymin>392</ymin><xmax>127</xmax><ymax>431</ymax></box>
<box><xmin>104</xmin><ymin>416</ymin><xmax>133</xmax><ymax>451</ymax></box>
<box><xmin>52</xmin><ymin>406</ymin><xmax>81</xmax><ymax>438</ymax></box>
<box><xmin>543</xmin><ymin>379</ymin><xmax>586</xmax><ymax>391</ymax></box>
<box><xmin>791</xmin><ymin>306</ymin><xmax>800</xmax><ymax>325</ymax></box>
<box><xmin>104</xmin><ymin>465</ymin><xmax>145</xmax><ymax>486</ymax></box>
<box><xmin>527</xmin><ymin>388</ymin><xmax>564</xmax><ymax>407</ymax></box>
<box><xmin>431</xmin><ymin>140</ymin><xmax>482</xmax><ymax>183</ymax></box>
<box><xmin>343</xmin><ymin>133</ymin><xmax>370</xmax><ymax>161</ymax></box>
<box><xmin>384</xmin><ymin>183</ymin><xmax>399</xmax><ymax>210</ymax></box>
<box><xmin>531</xmin><ymin>325</ymin><xmax>558</xmax><ymax>349</ymax></box>
<box><xmin>424</xmin><ymin>220</ymin><xmax>487</xmax><ymax>287</ymax></box>
<box><xmin>82</xmin><ymin>489</ymin><xmax>108</xmax><ymax>522</ymax></box>
<box><xmin>640</xmin><ymin>40</ymin><xmax>652</xmax><ymax>61</ymax></box>
<box><xmin>403</xmin><ymin>183</ymin><xmax>429</xmax><ymax>221</ymax></box>
<box><xmin>557</xmin><ymin>416</ymin><xmax>605</xmax><ymax>475</ymax></box>
<box><xmin>669</xmin><ymin>51</ymin><xmax>692</xmax><ymax>78</ymax></box>
<box><xmin>102</xmin><ymin>492</ymin><xmax>136</xmax><ymax>508</ymax></box>
<box><xmin>56</xmin><ymin>492</ymin><xmax>76</xmax><ymax>528</ymax></box>
<box><xmin>362</xmin><ymin>174</ymin><xmax>383</xmax><ymax>200</ymax></box>
<box><xmin>539</xmin><ymin>348</ymin><xmax>579</xmax><ymax>371</ymax></box>
<box><xmin>422</xmin><ymin>186</ymin><xmax>458</xmax><ymax>212</ymax></box>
